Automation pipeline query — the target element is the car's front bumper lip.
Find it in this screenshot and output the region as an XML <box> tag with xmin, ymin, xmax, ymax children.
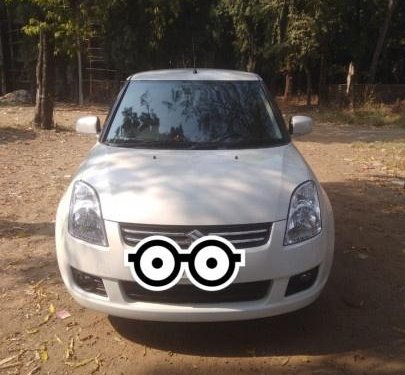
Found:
<box><xmin>66</xmin><ymin>275</ymin><xmax>326</xmax><ymax>322</ymax></box>
<box><xmin>56</xmin><ymin>211</ymin><xmax>334</xmax><ymax>321</ymax></box>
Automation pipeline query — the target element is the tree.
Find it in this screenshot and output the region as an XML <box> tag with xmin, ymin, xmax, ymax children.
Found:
<box><xmin>218</xmin><ymin>0</ymin><xmax>264</xmax><ymax>72</ymax></box>
<box><xmin>33</xmin><ymin>27</ymin><xmax>55</xmax><ymax>128</ymax></box>
<box><xmin>103</xmin><ymin>0</ymin><xmax>229</xmax><ymax>72</ymax></box>
<box><xmin>7</xmin><ymin>0</ymin><xmax>111</xmax><ymax>128</ymax></box>
<box><xmin>17</xmin><ymin>0</ymin><xmax>65</xmax><ymax>129</ymax></box>
<box><xmin>368</xmin><ymin>0</ymin><xmax>397</xmax><ymax>83</ymax></box>
<box><xmin>4</xmin><ymin>0</ymin><xmax>405</xmax><ymax>109</ymax></box>
<box><xmin>0</xmin><ymin>2</ymin><xmax>13</xmax><ymax>94</ymax></box>
<box><xmin>286</xmin><ymin>10</ymin><xmax>318</xmax><ymax>104</ymax></box>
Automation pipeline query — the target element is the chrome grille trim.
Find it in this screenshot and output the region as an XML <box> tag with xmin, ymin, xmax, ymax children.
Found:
<box><xmin>120</xmin><ymin>222</ymin><xmax>272</xmax><ymax>249</ymax></box>
<box><xmin>121</xmin><ymin>228</ymin><xmax>185</xmax><ymax>236</ymax></box>
<box><xmin>229</xmin><ymin>237</ymin><xmax>267</xmax><ymax>244</ymax></box>
<box><xmin>211</xmin><ymin>229</ymin><xmax>268</xmax><ymax>236</ymax></box>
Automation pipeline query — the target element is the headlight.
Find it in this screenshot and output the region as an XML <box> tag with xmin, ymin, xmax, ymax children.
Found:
<box><xmin>68</xmin><ymin>181</ymin><xmax>108</xmax><ymax>246</ymax></box>
<box><xmin>284</xmin><ymin>180</ymin><xmax>321</xmax><ymax>245</ymax></box>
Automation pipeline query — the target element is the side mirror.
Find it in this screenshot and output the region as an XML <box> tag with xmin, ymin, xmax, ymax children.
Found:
<box><xmin>289</xmin><ymin>115</ymin><xmax>313</xmax><ymax>136</ymax></box>
<box><xmin>76</xmin><ymin>116</ymin><xmax>101</xmax><ymax>134</ymax></box>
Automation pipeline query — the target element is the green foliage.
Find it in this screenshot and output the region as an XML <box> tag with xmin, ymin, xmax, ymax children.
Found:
<box><xmin>7</xmin><ymin>0</ymin><xmax>112</xmax><ymax>56</ymax></box>
<box><xmin>313</xmin><ymin>102</ymin><xmax>405</xmax><ymax>128</ymax></box>
<box><xmin>4</xmin><ymin>0</ymin><xmax>405</xmax><ymax>91</ymax></box>
<box><xmin>287</xmin><ymin>9</ymin><xmax>318</xmax><ymax>61</ymax></box>
<box><xmin>103</xmin><ymin>0</ymin><xmax>231</xmax><ymax>73</ymax></box>
<box><xmin>218</xmin><ymin>0</ymin><xmax>264</xmax><ymax>71</ymax></box>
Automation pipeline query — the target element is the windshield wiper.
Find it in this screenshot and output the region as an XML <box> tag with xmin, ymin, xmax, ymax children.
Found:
<box><xmin>104</xmin><ymin>138</ymin><xmax>285</xmax><ymax>150</ymax></box>
<box><xmin>188</xmin><ymin>142</ymin><xmax>223</xmax><ymax>150</ymax></box>
<box><xmin>215</xmin><ymin>131</ymin><xmax>245</xmax><ymax>142</ymax></box>
<box><xmin>234</xmin><ymin>139</ymin><xmax>286</xmax><ymax>148</ymax></box>
<box><xmin>105</xmin><ymin>139</ymin><xmax>194</xmax><ymax>149</ymax></box>
<box><xmin>189</xmin><ymin>139</ymin><xmax>284</xmax><ymax>149</ymax></box>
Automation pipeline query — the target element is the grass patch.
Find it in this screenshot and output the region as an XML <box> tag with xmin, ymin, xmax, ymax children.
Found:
<box><xmin>313</xmin><ymin>102</ymin><xmax>405</xmax><ymax>128</ymax></box>
<box><xmin>54</xmin><ymin>123</ymin><xmax>75</xmax><ymax>133</ymax></box>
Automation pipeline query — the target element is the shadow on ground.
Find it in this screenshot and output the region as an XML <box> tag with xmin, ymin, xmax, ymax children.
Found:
<box><xmin>109</xmin><ymin>179</ymin><xmax>405</xmax><ymax>358</ymax></box>
<box><xmin>0</xmin><ymin>219</ymin><xmax>58</xmax><ymax>285</ymax></box>
<box><xmin>0</xmin><ymin>219</ymin><xmax>54</xmax><ymax>238</ymax></box>
<box><xmin>0</xmin><ymin>126</ymin><xmax>36</xmax><ymax>144</ymax></box>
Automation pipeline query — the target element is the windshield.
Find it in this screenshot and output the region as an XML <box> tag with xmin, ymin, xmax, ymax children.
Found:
<box><xmin>104</xmin><ymin>80</ymin><xmax>288</xmax><ymax>149</ymax></box>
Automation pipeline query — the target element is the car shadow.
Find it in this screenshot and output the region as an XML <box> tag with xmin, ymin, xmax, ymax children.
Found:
<box><xmin>108</xmin><ymin>179</ymin><xmax>405</xmax><ymax>358</ymax></box>
<box><xmin>108</xmin><ymin>296</ymin><xmax>336</xmax><ymax>358</ymax></box>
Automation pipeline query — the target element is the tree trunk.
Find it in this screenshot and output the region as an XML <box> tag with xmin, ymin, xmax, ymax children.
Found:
<box><xmin>304</xmin><ymin>61</ymin><xmax>312</xmax><ymax>106</ymax></box>
<box><xmin>0</xmin><ymin>24</ymin><xmax>6</xmax><ymax>95</ymax></box>
<box><xmin>77</xmin><ymin>49</ymin><xmax>83</xmax><ymax>105</ymax></box>
<box><xmin>346</xmin><ymin>62</ymin><xmax>355</xmax><ymax>94</ymax></box>
<box><xmin>278</xmin><ymin>0</ymin><xmax>289</xmax><ymax>43</ymax></box>
<box><xmin>368</xmin><ymin>0</ymin><xmax>397</xmax><ymax>83</ymax></box>
<box><xmin>346</xmin><ymin>62</ymin><xmax>355</xmax><ymax>109</ymax></box>
<box><xmin>246</xmin><ymin>54</ymin><xmax>256</xmax><ymax>73</ymax></box>
<box><xmin>283</xmin><ymin>68</ymin><xmax>293</xmax><ymax>100</ymax></box>
<box><xmin>72</xmin><ymin>0</ymin><xmax>83</xmax><ymax>105</ymax></box>
<box><xmin>318</xmin><ymin>54</ymin><xmax>328</xmax><ymax>106</ymax></box>
<box><xmin>33</xmin><ymin>31</ymin><xmax>43</xmax><ymax>125</ymax></box>
<box><xmin>34</xmin><ymin>29</ymin><xmax>55</xmax><ymax>129</ymax></box>
<box><xmin>0</xmin><ymin>2</ymin><xmax>12</xmax><ymax>94</ymax></box>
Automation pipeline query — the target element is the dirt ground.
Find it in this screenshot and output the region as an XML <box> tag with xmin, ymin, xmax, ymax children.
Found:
<box><xmin>0</xmin><ymin>104</ymin><xmax>404</xmax><ymax>375</ymax></box>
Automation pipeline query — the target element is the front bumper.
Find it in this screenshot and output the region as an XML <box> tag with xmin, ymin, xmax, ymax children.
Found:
<box><xmin>55</xmin><ymin>206</ymin><xmax>334</xmax><ymax>322</ymax></box>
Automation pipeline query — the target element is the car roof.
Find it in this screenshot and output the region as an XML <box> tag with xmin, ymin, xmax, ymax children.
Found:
<box><xmin>128</xmin><ymin>69</ymin><xmax>261</xmax><ymax>81</ymax></box>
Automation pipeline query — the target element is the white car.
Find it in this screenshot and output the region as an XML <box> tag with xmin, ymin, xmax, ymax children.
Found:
<box><xmin>55</xmin><ymin>69</ymin><xmax>334</xmax><ymax>322</ymax></box>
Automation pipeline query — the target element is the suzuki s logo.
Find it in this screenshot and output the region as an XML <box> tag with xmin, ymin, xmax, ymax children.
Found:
<box><xmin>186</xmin><ymin>229</ymin><xmax>205</xmax><ymax>241</ymax></box>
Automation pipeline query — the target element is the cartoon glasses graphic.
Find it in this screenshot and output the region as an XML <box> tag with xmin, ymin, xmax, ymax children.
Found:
<box><xmin>124</xmin><ymin>235</ymin><xmax>245</xmax><ymax>292</ymax></box>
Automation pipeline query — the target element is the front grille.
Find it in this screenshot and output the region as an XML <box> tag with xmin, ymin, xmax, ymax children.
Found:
<box><xmin>121</xmin><ymin>280</ymin><xmax>271</xmax><ymax>304</ymax></box>
<box><xmin>120</xmin><ymin>222</ymin><xmax>271</xmax><ymax>249</ymax></box>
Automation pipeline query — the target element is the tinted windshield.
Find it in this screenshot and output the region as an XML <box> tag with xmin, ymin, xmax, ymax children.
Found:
<box><xmin>104</xmin><ymin>80</ymin><xmax>288</xmax><ymax>149</ymax></box>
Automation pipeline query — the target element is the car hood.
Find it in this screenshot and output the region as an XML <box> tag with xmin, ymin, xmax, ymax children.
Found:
<box><xmin>74</xmin><ymin>143</ymin><xmax>314</xmax><ymax>225</ymax></box>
